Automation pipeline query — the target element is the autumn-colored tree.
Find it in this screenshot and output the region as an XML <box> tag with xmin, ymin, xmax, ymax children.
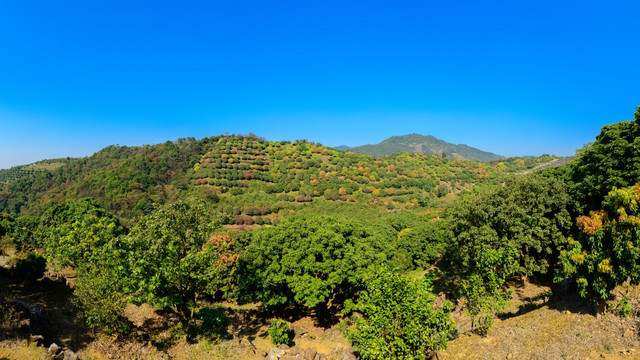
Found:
<box><xmin>556</xmin><ymin>183</ymin><xmax>640</xmax><ymax>303</ymax></box>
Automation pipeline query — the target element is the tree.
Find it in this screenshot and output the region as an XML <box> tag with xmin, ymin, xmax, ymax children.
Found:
<box><xmin>556</xmin><ymin>183</ymin><xmax>640</xmax><ymax>303</ymax></box>
<box><xmin>395</xmin><ymin>220</ymin><xmax>450</xmax><ymax>269</ymax></box>
<box><xmin>569</xmin><ymin>106</ymin><xmax>640</xmax><ymax>213</ymax></box>
<box><xmin>239</xmin><ymin>215</ymin><xmax>390</xmax><ymax>317</ymax></box>
<box><xmin>445</xmin><ymin>175</ymin><xmax>571</xmax><ymax>332</ymax></box>
<box><xmin>447</xmin><ymin>175</ymin><xmax>571</xmax><ymax>280</ymax></box>
<box><xmin>126</xmin><ymin>201</ymin><xmax>235</xmax><ymax>332</ymax></box>
<box><xmin>73</xmin><ymin>237</ymin><xmax>133</xmax><ymax>336</ymax></box>
<box><xmin>37</xmin><ymin>198</ymin><xmax>125</xmax><ymax>267</ymax></box>
<box><xmin>344</xmin><ymin>267</ymin><xmax>455</xmax><ymax>360</ymax></box>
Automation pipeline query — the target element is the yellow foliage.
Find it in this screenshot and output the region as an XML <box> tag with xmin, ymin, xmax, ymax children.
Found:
<box><xmin>597</xmin><ymin>259</ymin><xmax>613</xmax><ymax>274</ymax></box>
<box><xmin>397</xmin><ymin>228</ymin><xmax>411</xmax><ymax>240</ymax></box>
<box><xmin>571</xmin><ymin>253</ymin><xmax>585</xmax><ymax>265</ymax></box>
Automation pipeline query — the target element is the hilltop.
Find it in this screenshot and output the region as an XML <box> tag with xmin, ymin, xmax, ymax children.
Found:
<box><xmin>348</xmin><ymin>134</ymin><xmax>504</xmax><ymax>161</ymax></box>
<box><xmin>0</xmin><ymin>134</ymin><xmax>553</xmax><ymax>221</ymax></box>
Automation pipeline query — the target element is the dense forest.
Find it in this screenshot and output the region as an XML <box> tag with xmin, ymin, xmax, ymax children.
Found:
<box><xmin>2</xmin><ymin>107</ymin><xmax>640</xmax><ymax>359</ymax></box>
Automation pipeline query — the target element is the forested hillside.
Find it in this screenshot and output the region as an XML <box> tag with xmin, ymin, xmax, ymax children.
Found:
<box><xmin>348</xmin><ymin>133</ymin><xmax>504</xmax><ymax>161</ymax></box>
<box><xmin>3</xmin><ymin>107</ymin><xmax>640</xmax><ymax>360</ymax></box>
<box><xmin>0</xmin><ymin>158</ymin><xmax>72</xmax><ymax>184</ymax></box>
<box><xmin>0</xmin><ymin>135</ymin><xmax>551</xmax><ymax>222</ymax></box>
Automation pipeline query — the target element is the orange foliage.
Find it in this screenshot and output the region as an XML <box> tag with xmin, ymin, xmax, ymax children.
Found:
<box><xmin>577</xmin><ymin>210</ymin><xmax>608</xmax><ymax>235</ymax></box>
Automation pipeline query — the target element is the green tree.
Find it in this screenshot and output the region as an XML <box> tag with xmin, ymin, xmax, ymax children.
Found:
<box><xmin>239</xmin><ymin>215</ymin><xmax>390</xmax><ymax>317</ymax></box>
<box><xmin>73</xmin><ymin>237</ymin><xmax>133</xmax><ymax>336</ymax></box>
<box><xmin>447</xmin><ymin>175</ymin><xmax>571</xmax><ymax>280</ymax></box>
<box><xmin>445</xmin><ymin>175</ymin><xmax>571</xmax><ymax>331</ymax></box>
<box><xmin>344</xmin><ymin>267</ymin><xmax>455</xmax><ymax>360</ymax></box>
<box><xmin>37</xmin><ymin>198</ymin><xmax>125</xmax><ymax>268</ymax></box>
<box><xmin>569</xmin><ymin>106</ymin><xmax>640</xmax><ymax>213</ymax></box>
<box><xmin>126</xmin><ymin>201</ymin><xmax>235</xmax><ymax>332</ymax></box>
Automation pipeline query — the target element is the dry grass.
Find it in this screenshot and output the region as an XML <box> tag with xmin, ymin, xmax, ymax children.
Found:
<box><xmin>0</xmin><ymin>340</ymin><xmax>48</xmax><ymax>360</ymax></box>
<box><xmin>441</xmin><ymin>283</ymin><xmax>640</xmax><ymax>360</ymax></box>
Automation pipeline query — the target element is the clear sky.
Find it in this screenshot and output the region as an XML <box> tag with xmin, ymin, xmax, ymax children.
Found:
<box><xmin>1</xmin><ymin>1</ymin><xmax>638</xmax><ymax>169</ymax></box>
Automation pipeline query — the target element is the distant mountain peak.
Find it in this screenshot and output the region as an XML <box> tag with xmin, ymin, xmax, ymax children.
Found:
<box><xmin>333</xmin><ymin>145</ymin><xmax>351</xmax><ymax>150</ymax></box>
<box><xmin>348</xmin><ymin>134</ymin><xmax>503</xmax><ymax>161</ymax></box>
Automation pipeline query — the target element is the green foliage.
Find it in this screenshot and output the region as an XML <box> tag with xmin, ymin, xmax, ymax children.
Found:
<box><xmin>126</xmin><ymin>201</ymin><xmax>235</xmax><ymax>331</ymax></box>
<box><xmin>37</xmin><ymin>198</ymin><xmax>125</xmax><ymax>267</ymax></box>
<box><xmin>73</xmin><ymin>238</ymin><xmax>132</xmax><ymax>336</ymax></box>
<box><xmin>556</xmin><ymin>184</ymin><xmax>640</xmax><ymax>303</ymax></box>
<box><xmin>614</xmin><ymin>294</ymin><xmax>633</xmax><ymax>318</ymax></box>
<box><xmin>447</xmin><ymin>175</ymin><xmax>572</xmax><ymax>280</ymax></box>
<box><xmin>196</xmin><ymin>307</ymin><xmax>229</xmax><ymax>338</ymax></box>
<box><xmin>459</xmin><ymin>272</ymin><xmax>511</xmax><ymax>334</ymax></box>
<box><xmin>344</xmin><ymin>267</ymin><xmax>455</xmax><ymax>360</ymax></box>
<box><xmin>0</xmin><ymin>158</ymin><xmax>71</xmax><ymax>185</ymax></box>
<box><xmin>268</xmin><ymin>319</ymin><xmax>293</xmax><ymax>346</ymax></box>
<box><xmin>568</xmin><ymin>107</ymin><xmax>640</xmax><ymax>213</ymax></box>
<box><xmin>239</xmin><ymin>214</ymin><xmax>390</xmax><ymax>315</ymax></box>
<box><xmin>395</xmin><ymin>220</ymin><xmax>450</xmax><ymax>269</ymax></box>
<box><xmin>10</xmin><ymin>251</ymin><xmax>46</xmax><ymax>282</ymax></box>
<box><xmin>445</xmin><ymin>175</ymin><xmax>570</xmax><ymax>331</ymax></box>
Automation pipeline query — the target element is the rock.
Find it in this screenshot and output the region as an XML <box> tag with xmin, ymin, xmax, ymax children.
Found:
<box><xmin>240</xmin><ymin>338</ymin><xmax>257</xmax><ymax>350</ymax></box>
<box><xmin>279</xmin><ymin>344</ymin><xmax>291</xmax><ymax>350</ymax></box>
<box><xmin>63</xmin><ymin>349</ymin><xmax>78</xmax><ymax>360</ymax></box>
<box><xmin>288</xmin><ymin>347</ymin><xmax>303</xmax><ymax>356</ymax></box>
<box><xmin>0</xmin><ymin>298</ymin><xmax>46</xmax><ymax>336</ymax></box>
<box><xmin>266</xmin><ymin>347</ymin><xmax>285</xmax><ymax>359</ymax></box>
<box><xmin>293</xmin><ymin>326</ymin><xmax>308</xmax><ymax>337</ymax></box>
<box><xmin>281</xmin><ymin>355</ymin><xmax>298</xmax><ymax>360</ymax></box>
<box><xmin>29</xmin><ymin>334</ymin><xmax>44</xmax><ymax>346</ymax></box>
<box><xmin>303</xmin><ymin>348</ymin><xmax>318</xmax><ymax>360</ymax></box>
<box><xmin>328</xmin><ymin>347</ymin><xmax>356</xmax><ymax>360</ymax></box>
<box><xmin>507</xmin><ymin>353</ymin><xmax>513</xmax><ymax>359</ymax></box>
<box><xmin>314</xmin><ymin>355</ymin><xmax>327</xmax><ymax>360</ymax></box>
<box><xmin>48</xmin><ymin>343</ymin><xmax>61</xmax><ymax>355</ymax></box>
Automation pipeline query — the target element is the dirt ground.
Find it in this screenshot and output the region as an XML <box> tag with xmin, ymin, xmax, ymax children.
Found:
<box><xmin>441</xmin><ymin>282</ymin><xmax>640</xmax><ymax>360</ymax></box>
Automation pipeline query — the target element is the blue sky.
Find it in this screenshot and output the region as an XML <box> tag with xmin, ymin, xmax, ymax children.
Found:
<box><xmin>1</xmin><ymin>1</ymin><xmax>638</xmax><ymax>169</ymax></box>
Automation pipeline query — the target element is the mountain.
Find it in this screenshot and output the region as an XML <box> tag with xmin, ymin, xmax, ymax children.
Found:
<box><xmin>333</xmin><ymin>145</ymin><xmax>351</xmax><ymax>150</ymax></box>
<box><xmin>0</xmin><ymin>134</ymin><xmax>551</xmax><ymax>219</ymax></box>
<box><xmin>348</xmin><ymin>134</ymin><xmax>503</xmax><ymax>161</ymax></box>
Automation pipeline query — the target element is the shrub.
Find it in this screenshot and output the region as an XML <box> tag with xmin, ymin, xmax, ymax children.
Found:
<box><xmin>344</xmin><ymin>267</ymin><xmax>455</xmax><ymax>359</ymax></box>
<box><xmin>269</xmin><ymin>319</ymin><xmax>293</xmax><ymax>345</ymax></box>
<box><xmin>10</xmin><ymin>252</ymin><xmax>46</xmax><ymax>282</ymax></box>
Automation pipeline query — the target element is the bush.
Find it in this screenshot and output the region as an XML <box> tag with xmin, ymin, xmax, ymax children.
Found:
<box><xmin>10</xmin><ymin>252</ymin><xmax>46</xmax><ymax>282</ymax></box>
<box><xmin>344</xmin><ymin>267</ymin><xmax>455</xmax><ymax>359</ymax></box>
<box><xmin>269</xmin><ymin>319</ymin><xmax>293</xmax><ymax>345</ymax></box>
